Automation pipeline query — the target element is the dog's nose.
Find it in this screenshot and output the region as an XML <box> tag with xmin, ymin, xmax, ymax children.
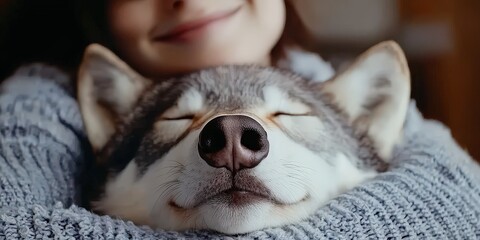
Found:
<box><xmin>198</xmin><ymin>115</ymin><xmax>269</xmax><ymax>172</ymax></box>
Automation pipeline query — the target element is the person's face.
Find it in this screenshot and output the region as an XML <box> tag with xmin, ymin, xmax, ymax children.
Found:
<box><xmin>108</xmin><ymin>0</ymin><xmax>286</xmax><ymax>78</ymax></box>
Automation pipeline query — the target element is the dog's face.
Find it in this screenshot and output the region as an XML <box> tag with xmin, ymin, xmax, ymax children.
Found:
<box><xmin>78</xmin><ymin>41</ymin><xmax>410</xmax><ymax>234</ymax></box>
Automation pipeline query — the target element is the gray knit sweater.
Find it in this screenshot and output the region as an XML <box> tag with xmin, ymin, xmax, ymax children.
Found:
<box><xmin>0</xmin><ymin>64</ymin><xmax>480</xmax><ymax>239</ymax></box>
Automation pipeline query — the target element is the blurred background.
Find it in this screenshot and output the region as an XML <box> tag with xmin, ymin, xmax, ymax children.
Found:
<box><xmin>0</xmin><ymin>0</ymin><xmax>479</xmax><ymax>160</ymax></box>
<box><xmin>292</xmin><ymin>0</ymin><xmax>480</xmax><ymax>161</ymax></box>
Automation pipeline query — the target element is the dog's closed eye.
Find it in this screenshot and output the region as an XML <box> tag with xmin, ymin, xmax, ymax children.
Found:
<box><xmin>161</xmin><ymin>114</ymin><xmax>196</xmax><ymax>121</ymax></box>
<box><xmin>273</xmin><ymin>112</ymin><xmax>312</xmax><ymax>117</ymax></box>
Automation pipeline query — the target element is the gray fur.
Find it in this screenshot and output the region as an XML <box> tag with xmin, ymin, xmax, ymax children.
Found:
<box><xmin>96</xmin><ymin>65</ymin><xmax>385</xmax><ymax>184</ymax></box>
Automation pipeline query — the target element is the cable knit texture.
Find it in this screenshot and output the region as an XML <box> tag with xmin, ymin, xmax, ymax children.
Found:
<box><xmin>0</xmin><ymin>63</ymin><xmax>480</xmax><ymax>239</ymax></box>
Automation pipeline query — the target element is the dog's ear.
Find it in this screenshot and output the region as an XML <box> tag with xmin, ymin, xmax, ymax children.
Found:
<box><xmin>321</xmin><ymin>41</ymin><xmax>410</xmax><ymax>159</ymax></box>
<box><xmin>77</xmin><ymin>44</ymin><xmax>152</xmax><ymax>152</ymax></box>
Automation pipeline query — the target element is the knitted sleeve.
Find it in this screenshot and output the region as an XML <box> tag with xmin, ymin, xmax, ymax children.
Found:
<box><xmin>0</xmin><ymin>64</ymin><xmax>86</xmax><ymax>208</ymax></box>
<box><xmin>0</xmin><ymin>64</ymin><xmax>479</xmax><ymax>239</ymax></box>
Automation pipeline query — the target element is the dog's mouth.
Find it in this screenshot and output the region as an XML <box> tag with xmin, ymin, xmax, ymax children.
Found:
<box><xmin>169</xmin><ymin>186</ymin><xmax>277</xmax><ymax>210</ymax></box>
<box><xmin>169</xmin><ymin>174</ymin><xmax>310</xmax><ymax>211</ymax></box>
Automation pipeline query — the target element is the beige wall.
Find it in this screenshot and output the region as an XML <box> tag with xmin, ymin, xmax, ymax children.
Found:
<box><xmin>292</xmin><ymin>0</ymin><xmax>398</xmax><ymax>45</ymax></box>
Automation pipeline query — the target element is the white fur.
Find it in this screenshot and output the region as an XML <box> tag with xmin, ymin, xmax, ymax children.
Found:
<box><xmin>82</xmin><ymin>41</ymin><xmax>410</xmax><ymax>234</ymax></box>
<box><xmin>262</xmin><ymin>86</ymin><xmax>325</xmax><ymax>141</ymax></box>
<box><xmin>95</xmin><ymin>87</ymin><xmax>378</xmax><ymax>234</ymax></box>
<box><xmin>97</xmin><ymin>119</ymin><xmax>376</xmax><ymax>234</ymax></box>
<box><xmin>262</xmin><ymin>86</ymin><xmax>312</xmax><ymax>115</ymax></box>
<box><xmin>162</xmin><ymin>89</ymin><xmax>204</xmax><ymax>119</ymax></box>
<box><xmin>92</xmin><ymin>161</ymin><xmax>150</xmax><ymax>225</ymax></box>
<box><xmin>154</xmin><ymin>89</ymin><xmax>205</xmax><ymax>142</ymax></box>
<box><xmin>323</xmin><ymin>41</ymin><xmax>410</xmax><ymax>159</ymax></box>
<box><xmin>78</xmin><ymin>44</ymin><xmax>151</xmax><ymax>150</ymax></box>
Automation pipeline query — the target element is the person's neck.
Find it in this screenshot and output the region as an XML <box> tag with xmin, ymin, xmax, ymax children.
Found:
<box><xmin>148</xmin><ymin>55</ymin><xmax>273</xmax><ymax>80</ymax></box>
<box><xmin>259</xmin><ymin>55</ymin><xmax>272</xmax><ymax>66</ymax></box>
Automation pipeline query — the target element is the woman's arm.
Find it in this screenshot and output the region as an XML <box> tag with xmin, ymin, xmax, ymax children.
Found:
<box><xmin>1</xmin><ymin>64</ymin><xmax>479</xmax><ymax>238</ymax></box>
<box><xmin>0</xmin><ymin>64</ymin><xmax>87</xmax><ymax>208</ymax></box>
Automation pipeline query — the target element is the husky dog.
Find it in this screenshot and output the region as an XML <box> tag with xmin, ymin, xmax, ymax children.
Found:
<box><xmin>77</xmin><ymin>41</ymin><xmax>410</xmax><ymax>234</ymax></box>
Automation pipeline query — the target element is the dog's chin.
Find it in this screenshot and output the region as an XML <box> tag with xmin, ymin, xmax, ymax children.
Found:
<box><xmin>162</xmin><ymin>192</ymin><xmax>312</xmax><ymax>234</ymax></box>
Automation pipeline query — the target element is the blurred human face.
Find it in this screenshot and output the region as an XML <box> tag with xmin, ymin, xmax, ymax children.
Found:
<box><xmin>108</xmin><ymin>0</ymin><xmax>286</xmax><ymax>78</ymax></box>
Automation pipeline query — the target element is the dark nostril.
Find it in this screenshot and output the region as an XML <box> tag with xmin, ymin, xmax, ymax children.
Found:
<box><xmin>241</xmin><ymin>129</ymin><xmax>263</xmax><ymax>151</ymax></box>
<box><xmin>199</xmin><ymin>127</ymin><xmax>225</xmax><ymax>154</ymax></box>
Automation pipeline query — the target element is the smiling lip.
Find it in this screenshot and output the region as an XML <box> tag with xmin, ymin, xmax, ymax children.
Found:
<box><xmin>169</xmin><ymin>187</ymin><xmax>273</xmax><ymax>210</ymax></box>
<box><xmin>169</xmin><ymin>186</ymin><xmax>307</xmax><ymax>211</ymax></box>
<box><xmin>169</xmin><ymin>190</ymin><xmax>309</xmax><ymax>212</ymax></box>
<box><xmin>154</xmin><ymin>6</ymin><xmax>242</xmax><ymax>43</ymax></box>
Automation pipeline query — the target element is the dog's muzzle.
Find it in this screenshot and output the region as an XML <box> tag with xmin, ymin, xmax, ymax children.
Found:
<box><xmin>198</xmin><ymin>115</ymin><xmax>269</xmax><ymax>172</ymax></box>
